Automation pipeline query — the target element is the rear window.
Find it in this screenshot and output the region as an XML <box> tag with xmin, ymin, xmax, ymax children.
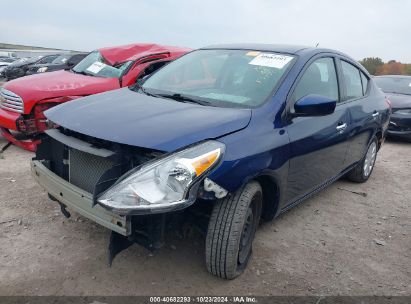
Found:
<box><xmin>341</xmin><ymin>61</ymin><xmax>363</xmax><ymax>101</ymax></box>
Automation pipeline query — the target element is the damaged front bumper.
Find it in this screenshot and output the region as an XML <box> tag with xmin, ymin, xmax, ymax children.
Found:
<box><xmin>31</xmin><ymin>159</ymin><xmax>131</xmax><ymax>236</ymax></box>
<box><xmin>387</xmin><ymin>113</ymin><xmax>411</xmax><ymax>139</ymax></box>
<box><xmin>0</xmin><ymin>108</ymin><xmax>42</xmax><ymax>151</ymax></box>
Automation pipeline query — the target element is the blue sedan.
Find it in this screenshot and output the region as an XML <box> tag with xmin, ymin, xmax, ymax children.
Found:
<box><xmin>32</xmin><ymin>44</ymin><xmax>391</xmax><ymax>279</ymax></box>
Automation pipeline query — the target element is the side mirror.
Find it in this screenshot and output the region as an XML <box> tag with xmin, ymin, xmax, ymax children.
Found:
<box><xmin>293</xmin><ymin>94</ymin><xmax>336</xmax><ymax>117</ymax></box>
<box><xmin>65</xmin><ymin>59</ymin><xmax>77</xmax><ymax>70</ymax></box>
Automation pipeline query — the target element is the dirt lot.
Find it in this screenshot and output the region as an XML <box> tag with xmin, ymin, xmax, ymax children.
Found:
<box><xmin>0</xmin><ymin>135</ymin><xmax>410</xmax><ymax>296</ymax></box>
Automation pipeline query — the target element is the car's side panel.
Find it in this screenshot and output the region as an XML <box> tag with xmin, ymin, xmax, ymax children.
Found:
<box><xmin>284</xmin><ymin>104</ymin><xmax>350</xmax><ymax>204</ymax></box>
<box><xmin>209</xmin><ymin>104</ymin><xmax>290</xmax><ymax>207</ymax></box>
<box><xmin>280</xmin><ymin>54</ymin><xmax>350</xmax><ymax>205</ymax></box>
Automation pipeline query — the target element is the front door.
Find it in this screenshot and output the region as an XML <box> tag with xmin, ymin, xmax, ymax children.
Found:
<box><xmin>284</xmin><ymin>56</ymin><xmax>350</xmax><ymax>205</ymax></box>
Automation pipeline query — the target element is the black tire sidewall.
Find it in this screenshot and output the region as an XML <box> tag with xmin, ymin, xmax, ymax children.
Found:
<box><xmin>205</xmin><ymin>181</ymin><xmax>262</xmax><ymax>279</ymax></box>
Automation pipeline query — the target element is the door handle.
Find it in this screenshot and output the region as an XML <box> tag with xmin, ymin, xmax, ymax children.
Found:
<box><xmin>336</xmin><ymin>123</ymin><xmax>347</xmax><ymax>132</ymax></box>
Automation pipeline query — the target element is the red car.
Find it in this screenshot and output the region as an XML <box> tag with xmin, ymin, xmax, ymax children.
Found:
<box><xmin>0</xmin><ymin>43</ymin><xmax>190</xmax><ymax>151</ymax></box>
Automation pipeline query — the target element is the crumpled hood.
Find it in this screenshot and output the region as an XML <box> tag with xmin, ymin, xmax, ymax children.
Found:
<box><xmin>45</xmin><ymin>88</ymin><xmax>252</xmax><ymax>152</ymax></box>
<box><xmin>3</xmin><ymin>70</ymin><xmax>120</xmax><ymax>113</ymax></box>
<box><xmin>99</xmin><ymin>43</ymin><xmax>191</xmax><ymax>65</ymax></box>
<box><xmin>386</xmin><ymin>93</ymin><xmax>411</xmax><ymax>109</ymax></box>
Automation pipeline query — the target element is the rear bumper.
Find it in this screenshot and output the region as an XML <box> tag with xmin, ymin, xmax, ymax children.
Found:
<box><xmin>387</xmin><ymin>129</ymin><xmax>411</xmax><ymax>139</ymax></box>
<box><xmin>31</xmin><ymin>160</ymin><xmax>131</xmax><ymax>236</ymax></box>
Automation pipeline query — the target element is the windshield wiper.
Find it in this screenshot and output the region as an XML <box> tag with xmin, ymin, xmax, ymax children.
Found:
<box><xmin>157</xmin><ymin>93</ymin><xmax>211</xmax><ymax>106</ymax></box>
<box><xmin>132</xmin><ymin>82</ymin><xmax>159</xmax><ymax>98</ymax></box>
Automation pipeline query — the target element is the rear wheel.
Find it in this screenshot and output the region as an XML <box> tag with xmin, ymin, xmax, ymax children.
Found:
<box><xmin>347</xmin><ymin>137</ymin><xmax>378</xmax><ymax>183</ymax></box>
<box><xmin>205</xmin><ymin>181</ymin><xmax>262</xmax><ymax>279</ymax></box>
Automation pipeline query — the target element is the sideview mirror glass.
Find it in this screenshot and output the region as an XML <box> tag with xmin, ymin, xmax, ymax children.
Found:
<box><xmin>293</xmin><ymin>94</ymin><xmax>336</xmax><ymax>117</ymax></box>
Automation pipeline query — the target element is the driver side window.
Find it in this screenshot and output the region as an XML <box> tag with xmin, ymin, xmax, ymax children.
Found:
<box><xmin>292</xmin><ymin>57</ymin><xmax>339</xmax><ymax>103</ymax></box>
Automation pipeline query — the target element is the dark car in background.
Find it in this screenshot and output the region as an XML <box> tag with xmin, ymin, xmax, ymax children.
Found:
<box><xmin>0</xmin><ymin>57</ymin><xmax>17</xmax><ymax>78</ymax></box>
<box><xmin>26</xmin><ymin>53</ymin><xmax>87</xmax><ymax>76</ymax></box>
<box><xmin>32</xmin><ymin>44</ymin><xmax>390</xmax><ymax>279</ymax></box>
<box><xmin>374</xmin><ymin>75</ymin><xmax>411</xmax><ymax>140</ymax></box>
<box><xmin>4</xmin><ymin>54</ymin><xmax>60</xmax><ymax>80</ymax></box>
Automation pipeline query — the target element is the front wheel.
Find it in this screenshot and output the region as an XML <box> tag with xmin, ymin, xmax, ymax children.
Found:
<box><xmin>346</xmin><ymin>137</ymin><xmax>378</xmax><ymax>183</ymax></box>
<box><xmin>205</xmin><ymin>181</ymin><xmax>262</xmax><ymax>279</ymax></box>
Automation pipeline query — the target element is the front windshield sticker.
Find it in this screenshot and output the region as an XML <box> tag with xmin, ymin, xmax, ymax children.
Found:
<box><xmin>86</xmin><ymin>61</ymin><xmax>107</xmax><ymax>74</ymax></box>
<box><xmin>249</xmin><ymin>53</ymin><xmax>293</xmax><ymax>69</ymax></box>
<box><xmin>409</xmin><ymin>82</ymin><xmax>411</xmax><ymax>87</ymax></box>
<box><xmin>246</xmin><ymin>51</ymin><xmax>260</xmax><ymax>57</ymax></box>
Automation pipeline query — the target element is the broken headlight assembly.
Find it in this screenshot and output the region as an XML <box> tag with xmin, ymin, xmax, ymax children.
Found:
<box><xmin>97</xmin><ymin>140</ymin><xmax>225</xmax><ymax>214</ymax></box>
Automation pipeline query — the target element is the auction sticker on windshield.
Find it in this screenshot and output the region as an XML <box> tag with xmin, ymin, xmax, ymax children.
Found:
<box><xmin>86</xmin><ymin>61</ymin><xmax>107</xmax><ymax>74</ymax></box>
<box><xmin>249</xmin><ymin>53</ymin><xmax>293</xmax><ymax>69</ymax></box>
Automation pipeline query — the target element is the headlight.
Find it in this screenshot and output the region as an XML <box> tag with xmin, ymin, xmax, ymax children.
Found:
<box><xmin>97</xmin><ymin>140</ymin><xmax>225</xmax><ymax>214</ymax></box>
<box><xmin>394</xmin><ymin>109</ymin><xmax>411</xmax><ymax>115</ymax></box>
<box><xmin>37</xmin><ymin>67</ymin><xmax>48</xmax><ymax>73</ymax></box>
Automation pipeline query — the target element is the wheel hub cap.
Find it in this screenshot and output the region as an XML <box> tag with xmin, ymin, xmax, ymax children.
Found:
<box><xmin>363</xmin><ymin>142</ymin><xmax>377</xmax><ymax>177</ymax></box>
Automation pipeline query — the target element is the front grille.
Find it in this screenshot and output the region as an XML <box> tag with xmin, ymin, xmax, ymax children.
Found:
<box><xmin>0</xmin><ymin>88</ymin><xmax>24</xmax><ymax>113</ymax></box>
<box><xmin>69</xmin><ymin>149</ymin><xmax>114</xmax><ymax>193</ymax></box>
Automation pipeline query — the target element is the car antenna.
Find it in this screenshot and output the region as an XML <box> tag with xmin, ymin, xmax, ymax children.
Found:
<box><xmin>315</xmin><ymin>42</ymin><xmax>320</xmax><ymax>47</ymax></box>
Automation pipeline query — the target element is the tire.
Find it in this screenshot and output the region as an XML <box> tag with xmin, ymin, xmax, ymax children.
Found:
<box><xmin>205</xmin><ymin>181</ymin><xmax>262</xmax><ymax>279</ymax></box>
<box><xmin>346</xmin><ymin>137</ymin><xmax>378</xmax><ymax>183</ymax></box>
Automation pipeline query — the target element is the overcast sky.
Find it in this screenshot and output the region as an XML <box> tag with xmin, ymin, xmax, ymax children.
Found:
<box><xmin>1</xmin><ymin>0</ymin><xmax>410</xmax><ymax>62</ymax></box>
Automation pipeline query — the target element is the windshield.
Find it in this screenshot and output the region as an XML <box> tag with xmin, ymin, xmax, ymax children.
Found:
<box><xmin>141</xmin><ymin>49</ymin><xmax>295</xmax><ymax>108</ymax></box>
<box><xmin>72</xmin><ymin>51</ymin><xmax>133</xmax><ymax>78</ymax></box>
<box><xmin>374</xmin><ymin>76</ymin><xmax>411</xmax><ymax>96</ymax></box>
<box><xmin>52</xmin><ymin>54</ymin><xmax>70</xmax><ymax>64</ymax></box>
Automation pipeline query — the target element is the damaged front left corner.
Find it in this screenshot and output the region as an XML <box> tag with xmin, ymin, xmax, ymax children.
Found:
<box><xmin>204</xmin><ymin>178</ymin><xmax>228</xmax><ymax>199</ymax></box>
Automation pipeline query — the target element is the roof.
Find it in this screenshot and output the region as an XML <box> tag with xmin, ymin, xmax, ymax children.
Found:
<box><xmin>201</xmin><ymin>43</ymin><xmax>310</xmax><ymax>54</ymax></box>
<box><xmin>98</xmin><ymin>43</ymin><xmax>191</xmax><ymax>65</ymax></box>
<box><xmin>201</xmin><ymin>43</ymin><xmax>350</xmax><ymax>58</ymax></box>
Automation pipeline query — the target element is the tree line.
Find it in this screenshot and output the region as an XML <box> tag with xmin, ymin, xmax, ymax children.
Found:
<box><xmin>359</xmin><ymin>57</ymin><xmax>411</xmax><ymax>76</ymax></box>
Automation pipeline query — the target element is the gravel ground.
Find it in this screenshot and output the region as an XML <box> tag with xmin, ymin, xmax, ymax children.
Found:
<box><xmin>0</xmin><ymin>135</ymin><xmax>410</xmax><ymax>296</ymax></box>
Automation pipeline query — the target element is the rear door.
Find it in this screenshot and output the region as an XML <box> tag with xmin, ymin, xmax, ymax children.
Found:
<box><xmin>284</xmin><ymin>56</ymin><xmax>351</xmax><ymax>204</ymax></box>
<box><xmin>337</xmin><ymin>59</ymin><xmax>377</xmax><ymax>166</ymax></box>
